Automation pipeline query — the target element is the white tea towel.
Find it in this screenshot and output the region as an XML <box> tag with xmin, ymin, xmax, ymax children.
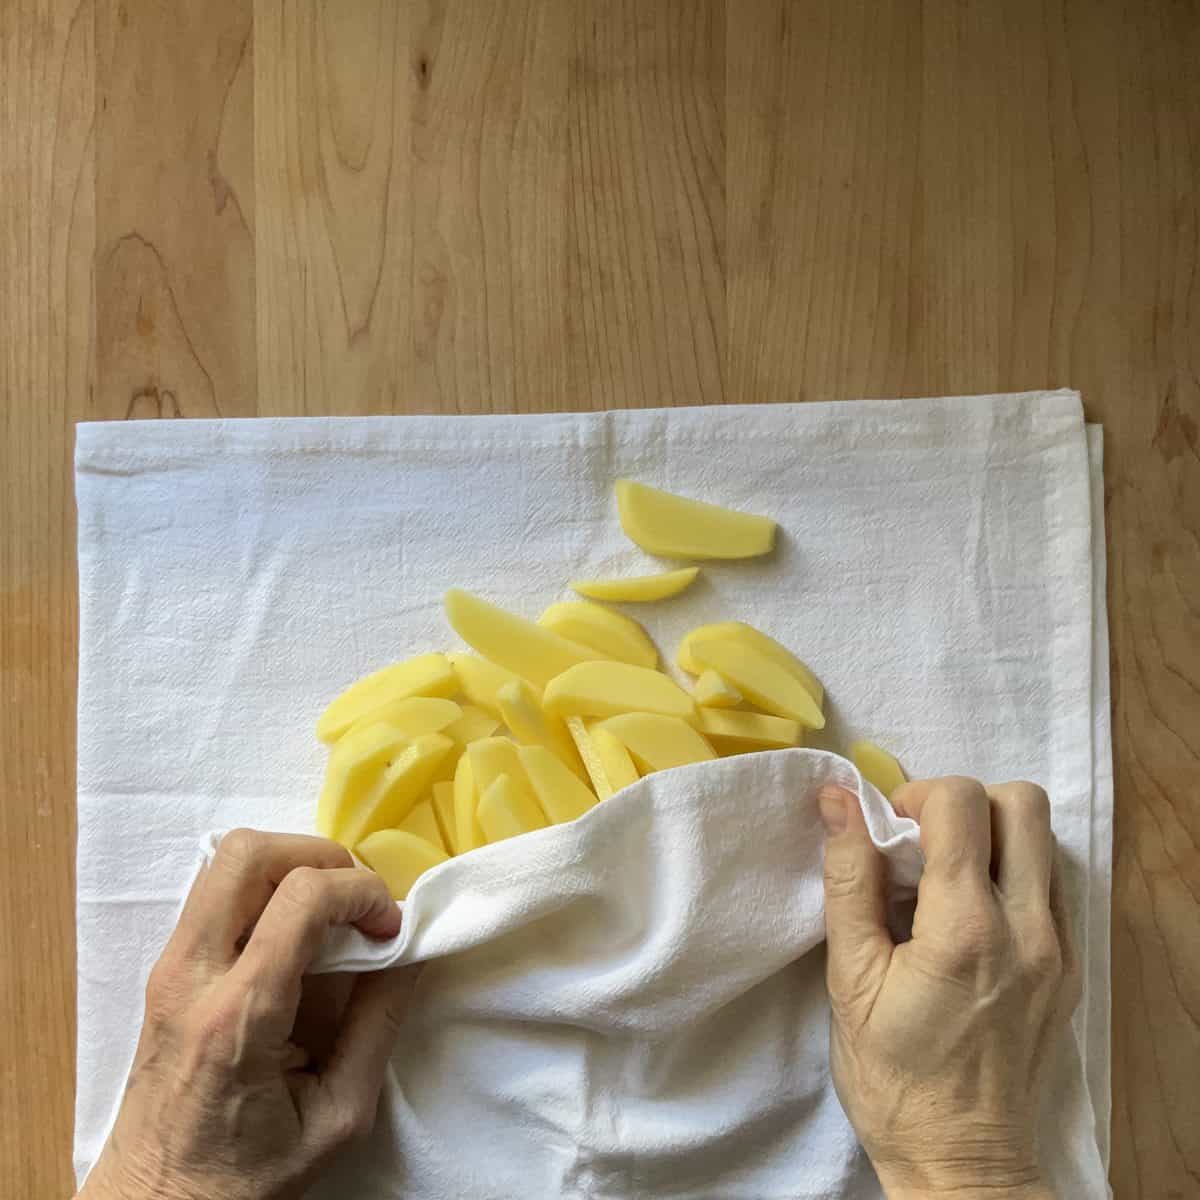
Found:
<box><xmin>74</xmin><ymin>392</ymin><xmax>1112</xmax><ymax>1196</ymax></box>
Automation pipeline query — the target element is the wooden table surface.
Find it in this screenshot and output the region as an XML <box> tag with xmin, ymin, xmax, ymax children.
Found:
<box><xmin>3</xmin><ymin>2</ymin><xmax>1197</xmax><ymax>1195</ymax></box>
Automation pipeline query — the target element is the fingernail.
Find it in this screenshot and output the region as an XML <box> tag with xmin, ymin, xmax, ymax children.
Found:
<box><xmin>818</xmin><ymin>785</ymin><xmax>849</xmax><ymax>836</ymax></box>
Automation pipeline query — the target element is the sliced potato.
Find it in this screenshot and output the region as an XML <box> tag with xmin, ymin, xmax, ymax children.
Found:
<box><xmin>543</xmin><ymin>661</ymin><xmax>696</xmax><ymax>721</ymax></box>
<box><xmin>689</xmin><ymin>639</ymin><xmax>825</xmax><ymax>730</ymax></box>
<box><xmin>538</xmin><ymin>601</ymin><xmax>658</xmax><ymax>668</ymax></box>
<box><xmin>445</xmin><ymin>589</ymin><xmax>602</xmax><ymax>689</ymax></box>
<box><xmin>517</xmin><ymin>745</ymin><xmax>598</xmax><ymax>824</ymax></box>
<box><xmin>697</xmin><ymin>708</ymin><xmax>802</xmax><ymax>752</ymax></box>
<box><xmin>316</xmin><ymin>722</ymin><xmax>410</xmax><ymax>839</ymax></box>
<box><xmin>343</xmin><ymin>696</ymin><xmax>462</xmax><ymax>743</ymax></box>
<box><xmin>497</xmin><ymin>678</ymin><xmax>587</xmax><ymax>778</ymax></box>
<box><xmin>477</xmin><ymin>773</ymin><xmax>548</xmax><ymax>844</ymax></box>
<box><xmin>850</xmin><ymin>740</ymin><xmax>907</xmax><ymax>800</ymax></box>
<box><xmin>356</xmin><ymin>829</ymin><xmax>448</xmax><ymax>900</ymax></box>
<box><xmin>570</xmin><ymin>567</ymin><xmax>700</xmax><ymax>603</ymax></box>
<box><xmin>338</xmin><ymin>733</ymin><xmax>455</xmax><ymax>849</ymax></box>
<box><xmin>443</xmin><ymin>702</ymin><xmax>503</xmax><ymax>744</ymax></box>
<box><xmin>446</xmin><ymin>652</ymin><xmax>524</xmax><ymax>719</ymax></box>
<box><xmin>398</xmin><ymin>798</ymin><xmax>446</xmax><ymax>853</ymax></box>
<box><xmin>317</xmin><ymin>654</ymin><xmax>457</xmax><ymax>743</ymax></box>
<box><xmin>692</xmin><ymin>670</ymin><xmax>742</xmax><ymax>709</ymax></box>
<box><xmin>431</xmin><ymin>781</ymin><xmax>459</xmax><ymax>854</ymax></box>
<box><xmin>615</xmin><ymin>480</ymin><xmax>775</xmax><ymax>560</ymax></box>
<box><xmin>453</xmin><ymin>753</ymin><xmax>485</xmax><ymax>853</ymax></box>
<box><xmin>677</xmin><ymin>621</ymin><xmax>824</xmax><ymax>706</ymax></box>
<box><xmin>565</xmin><ymin>717</ymin><xmax>639</xmax><ymax>799</ymax></box>
<box><xmin>596</xmin><ymin>712</ymin><xmax>716</xmax><ymax>774</ymax></box>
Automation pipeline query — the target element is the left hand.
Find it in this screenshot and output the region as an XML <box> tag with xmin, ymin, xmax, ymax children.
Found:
<box><xmin>78</xmin><ymin>829</ymin><xmax>418</xmax><ymax>1200</ymax></box>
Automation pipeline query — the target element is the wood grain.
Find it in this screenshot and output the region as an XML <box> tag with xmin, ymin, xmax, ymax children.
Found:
<box><xmin>2</xmin><ymin>1</ymin><xmax>1197</xmax><ymax>1195</ymax></box>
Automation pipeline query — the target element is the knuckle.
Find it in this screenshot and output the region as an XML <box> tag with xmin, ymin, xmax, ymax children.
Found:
<box><xmin>938</xmin><ymin>899</ymin><xmax>1003</xmax><ymax>968</ymax></box>
<box><xmin>823</xmin><ymin>850</ymin><xmax>866</xmax><ymax>901</ymax></box>
<box><xmin>276</xmin><ymin>865</ymin><xmax>329</xmax><ymax>910</ymax></box>
<box><xmin>325</xmin><ymin>1098</ymin><xmax>377</xmax><ymax>1147</ymax></box>
<box><xmin>1002</xmin><ymin>782</ymin><xmax>1051</xmax><ymax>820</ymax></box>
<box><xmin>932</xmin><ymin>775</ymin><xmax>987</xmax><ymax>802</ymax></box>
<box><xmin>186</xmin><ymin>993</ymin><xmax>245</xmax><ymax>1057</ymax></box>
<box><xmin>144</xmin><ymin>954</ymin><xmax>185</xmax><ymax>1020</ymax></box>
<box><xmin>1022</xmin><ymin>926</ymin><xmax>1063</xmax><ymax>978</ymax></box>
<box><xmin>216</xmin><ymin>827</ymin><xmax>265</xmax><ymax>869</ymax></box>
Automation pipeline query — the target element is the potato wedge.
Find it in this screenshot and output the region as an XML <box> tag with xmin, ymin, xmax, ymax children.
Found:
<box><xmin>497</xmin><ymin>678</ymin><xmax>587</xmax><ymax>778</ymax></box>
<box><xmin>689</xmin><ymin>639</ymin><xmax>824</xmax><ymax>730</ymax></box>
<box><xmin>569</xmin><ymin>567</ymin><xmax>700</xmax><ymax>603</ymax></box>
<box><xmin>356</xmin><ymin>829</ymin><xmax>448</xmax><ymax>901</ymax></box>
<box><xmin>692</xmin><ymin>670</ymin><xmax>742</xmax><ymax>709</ymax></box>
<box><xmin>596</xmin><ymin>713</ymin><xmax>716</xmax><ymax>774</ymax></box>
<box><xmin>453</xmin><ymin>753</ymin><xmax>485</xmax><ymax>853</ymax></box>
<box><xmin>697</xmin><ymin>709</ymin><xmax>802</xmax><ymax>752</ymax></box>
<box><xmin>677</xmin><ymin>621</ymin><xmax>823</xmax><ymax>707</ymax></box>
<box><xmin>343</xmin><ymin>696</ymin><xmax>462</xmax><ymax>743</ymax></box>
<box><xmin>517</xmin><ymin>745</ymin><xmax>598</xmax><ymax>824</ymax></box>
<box><xmin>398</xmin><ymin>798</ymin><xmax>446</xmax><ymax>853</ymax></box>
<box><xmin>447</xmin><ymin>652</ymin><xmax>524</xmax><ymax>719</ymax></box>
<box><xmin>543</xmin><ymin>661</ymin><xmax>696</xmax><ymax>721</ymax></box>
<box><xmin>477</xmin><ymin>773</ymin><xmax>549</xmax><ymax>844</ymax></box>
<box><xmin>316</xmin><ymin>722</ymin><xmax>410</xmax><ymax>839</ymax></box>
<box><xmin>850</xmin><ymin>740</ymin><xmax>907</xmax><ymax>800</ymax></box>
<box><xmin>615</xmin><ymin>480</ymin><xmax>775</xmax><ymax>560</ymax></box>
<box><xmin>538</xmin><ymin>601</ymin><xmax>658</xmax><ymax>668</ymax></box>
<box><xmin>565</xmin><ymin>717</ymin><xmax>639</xmax><ymax>799</ymax></box>
<box><xmin>317</xmin><ymin>654</ymin><xmax>457</xmax><ymax>743</ymax></box>
<box><xmin>445</xmin><ymin>589</ymin><xmax>602</xmax><ymax>689</ymax></box>
<box><xmin>431</xmin><ymin>781</ymin><xmax>459</xmax><ymax>854</ymax></box>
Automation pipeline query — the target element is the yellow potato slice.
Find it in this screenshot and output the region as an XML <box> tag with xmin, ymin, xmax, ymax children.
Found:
<box><xmin>316</xmin><ymin>722</ymin><xmax>410</xmax><ymax>839</ymax></box>
<box><xmin>677</xmin><ymin>622</ymin><xmax>824</xmax><ymax>707</ymax></box>
<box><xmin>543</xmin><ymin>661</ymin><xmax>697</xmax><ymax>721</ymax></box>
<box><xmin>697</xmin><ymin>709</ymin><xmax>802</xmax><ymax>752</ymax></box>
<box><xmin>429</xmin><ymin>703</ymin><xmax>504</xmax><ymax>785</ymax></box>
<box><xmin>453</xmin><ymin>753</ymin><xmax>485</xmax><ymax>853</ymax></box>
<box><xmin>538</xmin><ymin>601</ymin><xmax>658</xmax><ymax>669</ymax></box>
<box><xmin>850</xmin><ymin>740</ymin><xmax>907</xmax><ymax>800</ymax></box>
<box><xmin>356</xmin><ymin>829</ymin><xmax>449</xmax><ymax>901</ymax></box>
<box><xmin>337</xmin><ymin>733</ymin><xmax>455</xmax><ymax>849</ymax></box>
<box><xmin>317</xmin><ymin>654</ymin><xmax>458</xmax><ymax>743</ymax></box>
<box><xmin>477</xmin><ymin>773</ymin><xmax>548</xmax><ymax>844</ymax></box>
<box><xmin>595</xmin><ymin>713</ymin><xmax>716</xmax><ymax>774</ymax></box>
<box><xmin>497</xmin><ymin>678</ymin><xmax>588</xmax><ymax>778</ymax></box>
<box><xmin>466</xmin><ymin>737</ymin><xmax>533</xmax><ymax>801</ymax></box>
<box><xmin>689</xmin><ymin>639</ymin><xmax>825</xmax><ymax>730</ymax></box>
<box><xmin>615</xmin><ymin>480</ymin><xmax>776</xmax><ymax>560</ymax></box>
<box><xmin>517</xmin><ymin>745</ymin><xmax>598</xmax><ymax>824</ymax></box>
<box><xmin>692</xmin><ymin>670</ymin><xmax>743</xmax><ymax>709</ymax></box>
<box><xmin>570</xmin><ymin>567</ymin><xmax>700</xmax><ymax>603</ymax></box>
<box><xmin>431</xmin><ymin>781</ymin><xmax>459</xmax><ymax>854</ymax></box>
<box><xmin>398</xmin><ymin>798</ymin><xmax>447</xmax><ymax>853</ymax></box>
<box><xmin>343</xmin><ymin>696</ymin><xmax>463</xmax><ymax>743</ymax></box>
<box><xmin>445</xmin><ymin>589</ymin><xmax>602</xmax><ymax>689</ymax></box>
<box><xmin>447</xmin><ymin>652</ymin><xmax>524</xmax><ymax>719</ymax></box>
<box><xmin>565</xmin><ymin>717</ymin><xmax>639</xmax><ymax>799</ymax></box>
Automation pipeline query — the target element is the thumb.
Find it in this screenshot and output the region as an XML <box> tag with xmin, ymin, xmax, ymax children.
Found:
<box><xmin>819</xmin><ymin>785</ymin><xmax>894</xmax><ymax>1031</ymax></box>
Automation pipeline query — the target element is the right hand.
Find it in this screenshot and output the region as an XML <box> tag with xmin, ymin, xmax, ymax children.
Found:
<box><xmin>818</xmin><ymin>776</ymin><xmax>1081</xmax><ymax>1200</ymax></box>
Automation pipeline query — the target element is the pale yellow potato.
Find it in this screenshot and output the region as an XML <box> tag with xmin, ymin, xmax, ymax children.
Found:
<box><xmin>466</xmin><ymin>737</ymin><xmax>531</xmax><ymax>801</ymax></box>
<box><xmin>615</xmin><ymin>480</ymin><xmax>776</xmax><ymax>560</ymax></box>
<box><xmin>343</xmin><ymin>696</ymin><xmax>462</xmax><ymax>743</ymax></box>
<box><xmin>316</xmin><ymin>722</ymin><xmax>410</xmax><ymax>839</ymax></box>
<box><xmin>595</xmin><ymin>713</ymin><xmax>716</xmax><ymax>774</ymax></box>
<box><xmin>565</xmin><ymin>717</ymin><xmax>638</xmax><ymax>800</ymax></box>
<box><xmin>677</xmin><ymin>622</ymin><xmax>824</xmax><ymax>707</ymax></box>
<box><xmin>570</xmin><ymin>567</ymin><xmax>700</xmax><ymax>603</ymax></box>
<box><xmin>692</xmin><ymin>670</ymin><xmax>743</xmax><ymax>709</ymax></box>
<box><xmin>477</xmin><ymin>773</ymin><xmax>548</xmax><ymax>844</ymax></box>
<box><xmin>398</xmin><ymin>799</ymin><xmax>446</xmax><ymax>853</ymax></box>
<box><xmin>453</xmin><ymin>754</ymin><xmax>485</xmax><ymax>853</ymax></box>
<box><xmin>444</xmin><ymin>702</ymin><xmax>502</xmax><ymax>744</ymax></box>
<box><xmin>538</xmin><ymin>601</ymin><xmax>658</xmax><ymax>669</ymax></box>
<box><xmin>850</xmin><ymin>740</ymin><xmax>907</xmax><ymax>800</ymax></box>
<box><xmin>697</xmin><ymin>709</ymin><xmax>802</xmax><ymax>752</ymax></box>
<box><xmin>517</xmin><ymin>745</ymin><xmax>598</xmax><ymax>824</ymax></box>
<box><xmin>445</xmin><ymin>589</ymin><xmax>602</xmax><ymax>689</ymax></box>
<box><xmin>356</xmin><ymin>829</ymin><xmax>449</xmax><ymax>901</ymax></box>
<box><xmin>431</xmin><ymin>781</ymin><xmax>459</xmax><ymax>854</ymax></box>
<box><xmin>447</xmin><ymin>652</ymin><xmax>523</xmax><ymax>719</ymax></box>
<box><xmin>497</xmin><ymin>678</ymin><xmax>587</xmax><ymax>778</ymax></box>
<box><xmin>543</xmin><ymin>661</ymin><xmax>697</xmax><ymax>721</ymax></box>
<box><xmin>316</xmin><ymin>654</ymin><xmax>458</xmax><ymax>743</ymax></box>
<box><xmin>689</xmin><ymin>640</ymin><xmax>825</xmax><ymax>730</ymax></box>
<box><xmin>337</xmin><ymin>733</ymin><xmax>455</xmax><ymax>850</ymax></box>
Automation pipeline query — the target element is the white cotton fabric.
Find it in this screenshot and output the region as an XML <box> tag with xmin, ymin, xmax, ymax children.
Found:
<box><xmin>74</xmin><ymin>392</ymin><xmax>1112</xmax><ymax>1197</ymax></box>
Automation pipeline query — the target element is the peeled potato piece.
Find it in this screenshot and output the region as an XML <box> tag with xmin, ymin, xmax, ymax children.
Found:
<box><xmin>566</xmin><ymin>717</ymin><xmax>639</xmax><ymax>799</ymax></box>
<box><xmin>596</xmin><ymin>713</ymin><xmax>716</xmax><ymax>774</ymax></box>
<box><xmin>615</xmin><ymin>480</ymin><xmax>775</xmax><ymax>560</ymax></box>
<box><xmin>431</xmin><ymin>781</ymin><xmax>459</xmax><ymax>854</ymax></box>
<box><xmin>453</xmin><ymin>754</ymin><xmax>485</xmax><ymax>853</ymax></box>
<box><xmin>692</xmin><ymin>670</ymin><xmax>742</xmax><ymax>709</ymax></box>
<box><xmin>497</xmin><ymin>679</ymin><xmax>587</xmax><ymax>779</ymax></box>
<box><xmin>337</xmin><ymin>734</ymin><xmax>455</xmax><ymax>850</ymax></box>
<box><xmin>689</xmin><ymin>639</ymin><xmax>825</xmax><ymax>730</ymax></box>
<box><xmin>357</xmin><ymin>829</ymin><xmax>448</xmax><ymax>901</ymax></box>
<box><xmin>697</xmin><ymin>709</ymin><xmax>802</xmax><ymax>752</ymax></box>
<box><xmin>343</xmin><ymin>696</ymin><xmax>462</xmax><ymax>743</ymax></box>
<box><xmin>447</xmin><ymin>653</ymin><xmax>524</xmax><ymax>719</ymax></box>
<box><xmin>445</xmin><ymin>589</ymin><xmax>602</xmax><ymax>689</ymax></box>
<box><xmin>538</xmin><ymin>601</ymin><xmax>658</xmax><ymax>668</ymax></box>
<box><xmin>544</xmin><ymin>661</ymin><xmax>696</xmax><ymax>721</ymax></box>
<box><xmin>398</xmin><ymin>799</ymin><xmax>447</xmax><ymax>853</ymax></box>
<box><xmin>677</xmin><ymin>622</ymin><xmax>823</xmax><ymax>707</ymax></box>
<box><xmin>570</xmin><ymin>567</ymin><xmax>700</xmax><ymax>603</ymax></box>
<box><xmin>517</xmin><ymin>745</ymin><xmax>598</xmax><ymax>823</ymax></box>
<box><xmin>850</xmin><ymin>740</ymin><xmax>907</xmax><ymax>800</ymax></box>
<box><xmin>316</xmin><ymin>722</ymin><xmax>410</xmax><ymax>839</ymax></box>
<box><xmin>317</xmin><ymin>654</ymin><xmax>457</xmax><ymax>743</ymax></box>
<box><xmin>477</xmin><ymin>773</ymin><xmax>548</xmax><ymax>844</ymax></box>
<box><xmin>444</xmin><ymin>704</ymin><xmax>503</xmax><ymax>744</ymax></box>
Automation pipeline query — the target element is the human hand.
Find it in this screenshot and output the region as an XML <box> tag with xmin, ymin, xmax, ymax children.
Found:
<box><xmin>819</xmin><ymin>777</ymin><xmax>1080</xmax><ymax>1200</ymax></box>
<box><xmin>77</xmin><ymin>830</ymin><xmax>417</xmax><ymax>1200</ymax></box>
